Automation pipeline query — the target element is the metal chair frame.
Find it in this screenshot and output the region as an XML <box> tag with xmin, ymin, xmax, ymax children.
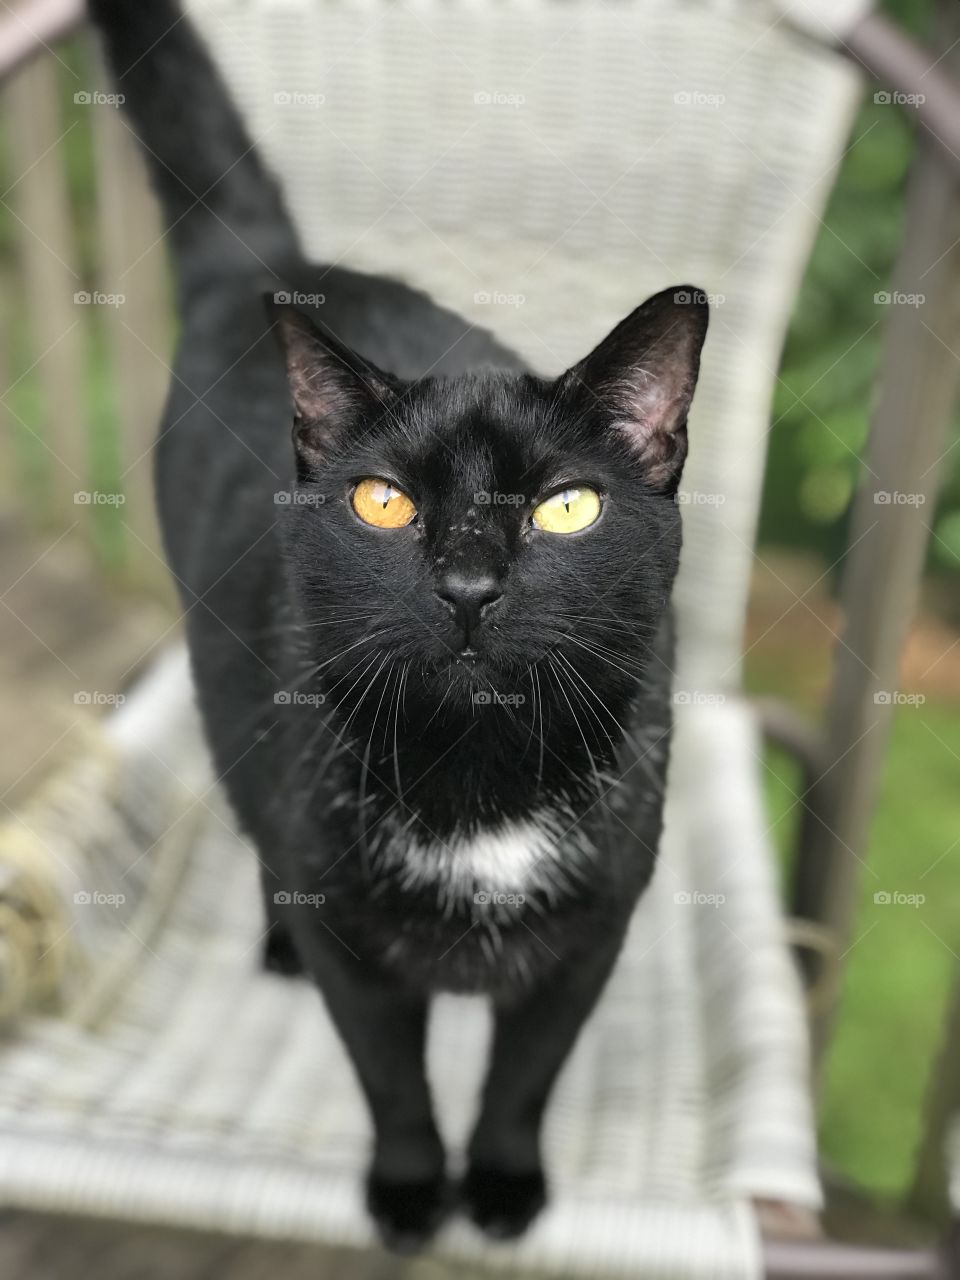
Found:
<box><xmin>0</xmin><ymin>1</ymin><xmax>958</xmax><ymax>1274</ymax></box>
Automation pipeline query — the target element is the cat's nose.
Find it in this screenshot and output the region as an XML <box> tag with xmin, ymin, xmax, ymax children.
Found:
<box><xmin>435</xmin><ymin>568</ymin><xmax>503</xmax><ymax>640</ymax></box>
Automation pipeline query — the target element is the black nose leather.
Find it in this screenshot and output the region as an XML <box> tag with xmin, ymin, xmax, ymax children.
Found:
<box><xmin>435</xmin><ymin>568</ymin><xmax>502</xmax><ymax>639</ymax></box>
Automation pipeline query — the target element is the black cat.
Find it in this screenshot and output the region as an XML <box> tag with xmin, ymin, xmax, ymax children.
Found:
<box><xmin>89</xmin><ymin>0</ymin><xmax>708</xmax><ymax>1251</ymax></box>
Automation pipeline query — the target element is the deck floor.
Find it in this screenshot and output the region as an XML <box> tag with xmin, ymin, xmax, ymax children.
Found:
<box><xmin>0</xmin><ymin>1212</ymin><xmax>455</xmax><ymax>1280</ymax></box>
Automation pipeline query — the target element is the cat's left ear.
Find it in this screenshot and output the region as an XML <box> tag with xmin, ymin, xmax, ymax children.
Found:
<box><xmin>266</xmin><ymin>299</ymin><xmax>397</xmax><ymax>466</ymax></box>
<box><xmin>560</xmin><ymin>285</ymin><xmax>709</xmax><ymax>492</ymax></box>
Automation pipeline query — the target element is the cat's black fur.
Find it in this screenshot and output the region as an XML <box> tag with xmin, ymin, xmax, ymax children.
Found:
<box><xmin>89</xmin><ymin>0</ymin><xmax>708</xmax><ymax>1250</ymax></box>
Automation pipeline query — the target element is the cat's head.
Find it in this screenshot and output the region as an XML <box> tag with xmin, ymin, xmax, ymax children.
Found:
<box><xmin>271</xmin><ymin>286</ymin><xmax>708</xmax><ymax>750</ymax></box>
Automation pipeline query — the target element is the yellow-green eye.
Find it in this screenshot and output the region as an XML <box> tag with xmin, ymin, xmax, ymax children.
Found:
<box><xmin>352</xmin><ymin>478</ymin><xmax>417</xmax><ymax>528</ymax></box>
<box><xmin>531</xmin><ymin>486</ymin><xmax>601</xmax><ymax>534</ymax></box>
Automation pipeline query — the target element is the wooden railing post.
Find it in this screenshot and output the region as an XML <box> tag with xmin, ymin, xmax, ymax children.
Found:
<box><xmin>792</xmin><ymin>0</ymin><xmax>960</xmax><ymax>1065</ymax></box>
<box><xmin>2</xmin><ymin>54</ymin><xmax>87</xmax><ymax>525</ymax></box>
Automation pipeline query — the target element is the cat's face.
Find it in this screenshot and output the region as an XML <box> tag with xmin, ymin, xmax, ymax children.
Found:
<box><xmin>273</xmin><ymin>287</ymin><xmax>707</xmax><ymax>743</ymax></box>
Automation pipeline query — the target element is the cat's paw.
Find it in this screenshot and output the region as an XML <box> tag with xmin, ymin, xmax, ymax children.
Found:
<box><xmin>460</xmin><ymin>1164</ymin><xmax>547</xmax><ymax>1239</ymax></box>
<box><xmin>366</xmin><ymin>1171</ymin><xmax>451</xmax><ymax>1253</ymax></box>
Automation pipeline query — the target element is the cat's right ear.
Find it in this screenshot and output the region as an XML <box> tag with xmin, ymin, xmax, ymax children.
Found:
<box><xmin>558</xmin><ymin>285</ymin><xmax>709</xmax><ymax>493</ymax></box>
<box><xmin>266</xmin><ymin>299</ymin><xmax>396</xmax><ymax>465</ymax></box>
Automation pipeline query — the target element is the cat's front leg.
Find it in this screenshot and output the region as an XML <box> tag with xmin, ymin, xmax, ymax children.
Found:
<box><xmin>464</xmin><ymin>929</ymin><xmax>626</xmax><ymax>1239</ymax></box>
<box><xmin>298</xmin><ymin>937</ymin><xmax>449</xmax><ymax>1252</ymax></box>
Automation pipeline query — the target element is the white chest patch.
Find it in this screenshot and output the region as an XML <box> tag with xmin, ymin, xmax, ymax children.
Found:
<box><xmin>379</xmin><ymin>812</ymin><xmax>593</xmax><ymax>907</ymax></box>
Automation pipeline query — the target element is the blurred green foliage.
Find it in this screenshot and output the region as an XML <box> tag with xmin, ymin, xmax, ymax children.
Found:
<box><xmin>758</xmin><ymin>703</ymin><xmax>960</xmax><ymax>1199</ymax></box>
<box><xmin>0</xmin><ymin>36</ymin><xmax>132</xmax><ymax>568</ymax></box>
<box><xmin>762</xmin><ymin>0</ymin><xmax>960</xmax><ymax>589</ymax></box>
<box><xmin>755</xmin><ymin>0</ymin><xmax>960</xmax><ymax>1183</ymax></box>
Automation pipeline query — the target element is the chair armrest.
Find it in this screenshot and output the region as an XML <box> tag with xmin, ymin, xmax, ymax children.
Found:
<box><xmin>844</xmin><ymin>13</ymin><xmax>960</xmax><ymax>170</ymax></box>
<box><xmin>0</xmin><ymin>0</ymin><xmax>83</xmax><ymax>79</ymax></box>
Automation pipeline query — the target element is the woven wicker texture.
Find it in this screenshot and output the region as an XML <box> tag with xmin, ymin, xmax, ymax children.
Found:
<box><xmin>0</xmin><ymin>649</ymin><xmax>820</xmax><ymax>1275</ymax></box>
<box><xmin>183</xmin><ymin>0</ymin><xmax>862</xmax><ymax>690</ymax></box>
<box><xmin>0</xmin><ymin>2</ymin><xmax>867</xmax><ymax>1270</ymax></box>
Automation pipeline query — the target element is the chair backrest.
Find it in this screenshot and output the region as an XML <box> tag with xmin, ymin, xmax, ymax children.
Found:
<box><xmin>185</xmin><ymin>0</ymin><xmax>863</xmax><ymax>692</ymax></box>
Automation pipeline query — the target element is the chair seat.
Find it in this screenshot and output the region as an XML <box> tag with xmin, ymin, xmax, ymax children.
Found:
<box><xmin>0</xmin><ymin>649</ymin><xmax>819</xmax><ymax>1277</ymax></box>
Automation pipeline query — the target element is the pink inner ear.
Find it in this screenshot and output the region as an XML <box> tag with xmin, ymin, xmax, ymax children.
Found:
<box><xmin>560</xmin><ymin>285</ymin><xmax>707</xmax><ymax>491</ymax></box>
<box><xmin>614</xmin><ymin>416</ymin><xmax>687</xmax><ymax>489</ymax></box>
<box><xmin>613</xmin><ymin>370</ymin><xmax>690</xmax><ymax>488</ymax></box>
<box><xmin>294</xmin><ymin>359</ymin><xmax>351</xmax><ymax>423</ymax></box>
<box><xmin>631</xmin><ymin>369</ymin><xmax>683</xmax><ymax>431</ymax></box>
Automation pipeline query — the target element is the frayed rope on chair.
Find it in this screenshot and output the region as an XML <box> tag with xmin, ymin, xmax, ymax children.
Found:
<box><xmin>0</xmin><ymin>716</ymin><xmax>203</xmax><ymax>1027</ymax></box>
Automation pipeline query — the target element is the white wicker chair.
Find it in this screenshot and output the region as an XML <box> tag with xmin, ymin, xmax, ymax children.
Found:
<box><xmin>1</xmin><ymin>1</ymin><xmax>957</xmax><ymax>1275</ymax></box>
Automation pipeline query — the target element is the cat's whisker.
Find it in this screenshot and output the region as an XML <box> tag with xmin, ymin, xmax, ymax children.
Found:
<box><xmin>533</xmin><ymin>662</ymin><xmax>546</xmax><ymax>791</ymax></box>
<box><xmin>357</xmin><ymin>657</ymin><xmax>398</xmax><ymax>875</ymax></box>
<box><xmin>574</xmin><ymin>625</ymin><xmax>651</xmax><ymax>656</ymax></box>
<box><xmin>554</xmin><ymin>651</ymin><xmax>621</xmax><ymax>753</ymax></box>
<box><xmin>313</xmin><ymin>629</ymin><xmax>390</xmax><ymax>676</ymax></box>
<box><xmin>296</xmin><ymin>606</ymin><xmax>403</xmax><ymax>633</ymax></box>
<box><xmin>254</xmin><ymin>605</ymin><xmax>383</xmax><ymax>638</ymax></box>
<box><xmin>554</xmin><ymin>663</ymin><xmax>617</xmax><ymax>781</ymax></box>
<box><xmin>523</xmin><ymin>664</ymin><xmax>539</xmax><ymax>759</ymax></box>
<box><xmin>341</xmin><ymin>652</ymin><xmax>391</xmax><ymax>737</ymax></box>
<box><xmin>565</xmin><ymin>634</ymin><xmax>647</xmax><ymax>683</ymax></box>
<box><xmin>391</xmin><ymin>662</ymin><xmax>409</xmax><ymax>804</ymax></box>
<box><xmin>326</xmin><ymin>646</ymin><xmax>391</xmax><ymax>697</ymax></box>
<box><xmin>332</xmin><ymin>651</ymin><xmax>381</xmax><ymax>709</ymax></box>
<box><xmin>545</xmin><ymin>656</ymin><xmax>605</xmax><ymax>804</ymax></box>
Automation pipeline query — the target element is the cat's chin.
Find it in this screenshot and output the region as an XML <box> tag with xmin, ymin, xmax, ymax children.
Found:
<box><xmin>422</xmin><ymin>650</ymin><xmax>522</xmax><ymax>697</ymax></box>
<box><xmin>426</xmin><ymin>647</ymin><xmax>491</xmax><ymax>674</ymax></box>
<box><xmin>450</xmin><ymin>646</ymin><xmax>480</xmax><ymax>664</ymax></box>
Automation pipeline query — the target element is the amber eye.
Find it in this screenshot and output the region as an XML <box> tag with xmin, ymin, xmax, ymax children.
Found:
<box><xmin>351</xmin><ymin>477</ymin><xmax>417</xmax><ymax>528</ymax></box>
<box><xmin>531</xmin><ymin>486</ymin><xmax>601</xmax><ymax>534</ymax></box>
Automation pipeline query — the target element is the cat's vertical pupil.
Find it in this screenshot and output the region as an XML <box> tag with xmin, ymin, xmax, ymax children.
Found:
<box><xmin>352</xmin><ymin>478</ymin><xmax>417</xmax><ymax>527</ymax></box>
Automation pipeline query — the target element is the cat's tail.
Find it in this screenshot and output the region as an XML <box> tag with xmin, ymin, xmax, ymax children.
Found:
<box><xmin>87</xmin><ymin>0</ymin><xmax>300</xmax><ymax>292</ymax></box>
